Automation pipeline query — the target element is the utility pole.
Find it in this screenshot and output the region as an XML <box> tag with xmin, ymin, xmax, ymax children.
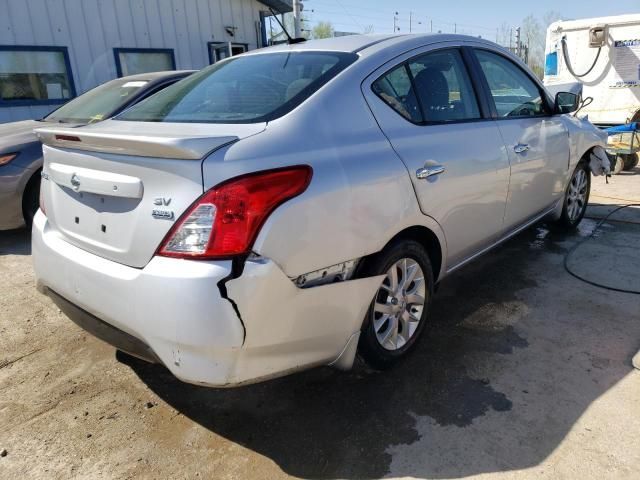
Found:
<box><xmin>393</xmin><ymin>12</ymin><xmax>399</xmax><ymax>32</ymax></box>
<box><xmin>430</xmin><ymin>19</ymin><xmax>433</xmax><ymax>32</ymax></box>
<box><xmin>515</xmin><ymin>27</ymin><xmax>521</xmax><ymax>57</ymax></box>
<box><xmin>409</xmin><ymin>11</ymin><xmax>412</xmax><ymax>33</ymax></box>
<box><xmin>292</xmin><ymin>0</ymin><xmax>302</xmax><ymax>38</ymax></box>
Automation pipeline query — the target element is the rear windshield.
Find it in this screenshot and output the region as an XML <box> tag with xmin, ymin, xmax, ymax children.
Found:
<box><xmin>45</xmin><ymin>78</ymin><xmax>148</xmax><ymax>124</ymax></box>
<box><xmin>117</xmin><ymin>51</ymin><xmax>357</xmax><ymax>124</ymax></box>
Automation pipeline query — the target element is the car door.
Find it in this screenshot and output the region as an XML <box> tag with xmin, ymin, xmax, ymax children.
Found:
<box><xmin>472</xmin><ymin>49</ymin><xmax>570</xmax><ymax>231</ymax></box>
<box><xmin>363</xmin><ymin>46</ymin><xmax>511</xmax><ymax>268</ymax></box>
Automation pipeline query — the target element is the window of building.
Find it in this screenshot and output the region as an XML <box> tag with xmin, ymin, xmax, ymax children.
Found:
<box><xmin>114</xmin><ymin>48</ymin><xmax>176</xmax><ymax>77</ymax></box>
<box><xmin>208</xmin><ymin>42</ymin><xmax>248</xmax><ymax>64</ymax></box>
<box><xmin>0</xmin><ymin>46</ymin><xmax>75</xmax><ymax>106</ymax></box>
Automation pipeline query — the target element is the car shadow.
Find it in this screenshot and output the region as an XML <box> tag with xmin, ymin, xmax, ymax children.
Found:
<box><xmin>0</xmin><ymin>227</ymin><xmax>31</xmax><ymax>256</ymax></box>
<box><xmin>119</xmin><ymin>220</ymin><xmax>639</xmax><ymax>479</ymax></box>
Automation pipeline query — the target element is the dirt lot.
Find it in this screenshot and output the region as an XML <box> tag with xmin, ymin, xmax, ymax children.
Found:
<box><xmin>1</xmin><ymin>171</ymin><xmax>639</xmax><ymax>480</ymax></box>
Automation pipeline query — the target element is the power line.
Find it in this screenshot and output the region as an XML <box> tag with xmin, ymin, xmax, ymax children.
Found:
<box><xmin>310</xmin><ymin>1</ymin><xmax>501</xmax><ymax>33</ymax></box>
<box><xmin>332</xmin><ymin>0</ymin><xmax>364</xmax><ymax>30</ymax></box>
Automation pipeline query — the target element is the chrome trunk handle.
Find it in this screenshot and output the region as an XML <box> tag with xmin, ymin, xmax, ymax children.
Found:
<box><xmin>416</xmin><ymin>165</ymin><xmax>445</xmax><ymax>179</ymax></box>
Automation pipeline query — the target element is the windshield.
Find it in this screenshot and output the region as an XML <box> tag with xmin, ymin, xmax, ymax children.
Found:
<box><xmin>117</xmin><ymin>51</ymin><xmax>357</xmax><ymax>124</ymax></box>
<box><xmin>45</xmin><ymin>78</ymin><xmax>149</xmax><ymax>124</ymax></box>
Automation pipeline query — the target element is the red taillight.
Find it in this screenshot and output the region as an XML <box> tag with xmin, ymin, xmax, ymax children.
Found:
<box><xmin>157</xmin><ymin>166</ymin><xmax>312</xmax><ymax>259</ymax></box>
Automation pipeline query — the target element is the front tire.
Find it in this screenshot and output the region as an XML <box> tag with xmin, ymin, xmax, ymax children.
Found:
<box><xmin>554</xmin><ymin>161</ymin><xmax>590</xmax><ymax>231</ymax></box>
<box><xmin>357</xmin><ymin>239</ymin><xmax>434</xmax><ymax>369</ymax></box>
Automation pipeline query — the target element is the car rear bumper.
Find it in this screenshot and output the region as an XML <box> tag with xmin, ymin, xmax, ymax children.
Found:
<box><xmin>47</xmin><ymin>289</ymin><xmax>161</xmax><ymax>364</ymax></box>
<box><xmin>32</xmin><ymin>211</ymin><xmax>383</xmax><ymax>386</ymax></box>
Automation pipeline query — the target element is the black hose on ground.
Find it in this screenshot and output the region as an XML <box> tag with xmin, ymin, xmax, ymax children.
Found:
<box><xmin>564</xmin><ymin>204</ymin><xmax>640</xmax><ymax>294</ymax></box>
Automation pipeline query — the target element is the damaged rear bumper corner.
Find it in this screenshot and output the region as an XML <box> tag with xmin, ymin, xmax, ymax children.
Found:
<box><xmin>224</xmin><ymin>258</ymin><xmax>385</xmax><ymax>384</ymax></box>
<box><xmin>33</xmin><ymin>211</ymin><xmax>384</xmax><ymax>387</ymax></box>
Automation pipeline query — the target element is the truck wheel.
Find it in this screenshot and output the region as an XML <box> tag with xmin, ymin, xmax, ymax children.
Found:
<box><xmin>611</xmin><ymin>156</ymin><xmax>624</xmax><ymax>175</ymax></box>
<box><xmin>620</xmin><ymin>153</ymin><xmax>639</xmax><ymax>171</ymax></box>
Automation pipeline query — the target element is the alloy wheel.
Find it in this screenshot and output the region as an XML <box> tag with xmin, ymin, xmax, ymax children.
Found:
<box><xmin>372</xmin><ymin>258</ymin><xmax>427</xmax><ymax>351</ymax></box>
<box><xmin>566</xmin><ymin>168</ymin><xmax>588</xmax><ymax>222</ymax></box>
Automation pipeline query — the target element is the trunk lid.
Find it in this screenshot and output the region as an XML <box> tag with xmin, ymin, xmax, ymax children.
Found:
<box><xmin>37</xmin><ymin>120</ymin><xmax>265</xmax><ymax>268</ymax></box>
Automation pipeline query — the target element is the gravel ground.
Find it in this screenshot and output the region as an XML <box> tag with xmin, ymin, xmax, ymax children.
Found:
<box><xmin>0</xmin><ymin>170</ymin><xmax>638</xmax><ymax>479</ymax></box>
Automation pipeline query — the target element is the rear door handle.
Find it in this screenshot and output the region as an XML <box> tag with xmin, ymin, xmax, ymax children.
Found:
<box><xmin>416</xmin><ymin>165</ymin><xmax>445</xmax><ymax>180</ymax></box>
<box><xmin>514</xmin><ymin>143</ymin><xmax>530</xmax><ymax>154</ymax></box>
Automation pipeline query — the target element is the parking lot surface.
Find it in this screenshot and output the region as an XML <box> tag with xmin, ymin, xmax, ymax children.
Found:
<box><xmin>1</xmin><ymin>171</ymin><xmax>639</xmax><ymax>479</ymax></box>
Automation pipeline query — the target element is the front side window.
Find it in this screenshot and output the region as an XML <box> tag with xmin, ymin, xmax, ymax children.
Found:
<box><xmin>373</xmin><ymin>49</ymin><xmax>480</xmax><ymax>124</ymax></box>
<box><xmin>475</xmin><ymin>49</ymin><xmax>548</xmax><ymax>118</ymax></box>
<box><xmin>45</xmin><ymin>78</ymin><xmax>149</xmax><ymax>124</ymax></box>
<box><xmin>0</xmin><ymin>47</ymin><xmax>74</xmax><ymax>104</ymax></box>
<box><xmin>118</xmin><ymin>51</ymin><xmax>357</xmax><ymax>124</ymax></box>
<box><xmin>115</xmin><ymin>48</ymin><xmax>175</xmax><ymax>77</ymax></box>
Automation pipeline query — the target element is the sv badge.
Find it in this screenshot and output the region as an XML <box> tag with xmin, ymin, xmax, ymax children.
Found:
<box><xmin>152</xmin><ymin>197</ymin><xmax>174</xmax><ymax>220</ymax></box>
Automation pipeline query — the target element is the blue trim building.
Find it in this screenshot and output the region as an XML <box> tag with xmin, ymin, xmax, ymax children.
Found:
<box><xmin>0</xmin><ymin>0</ymin><xmax>291</xmax><ymax>123</ymax></box>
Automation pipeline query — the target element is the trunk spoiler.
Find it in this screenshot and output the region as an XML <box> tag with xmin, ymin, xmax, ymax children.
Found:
<box><xmin>35</xmin><ymin>126</ymin><xmax>240</xmax><ymax>160</ymax></box>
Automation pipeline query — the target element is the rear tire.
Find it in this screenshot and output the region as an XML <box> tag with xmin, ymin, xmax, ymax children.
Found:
<box><xmin>620</xmin><ymin>153</ymin><xmax>639</xmax><ymax>171</ymax></box>
<box><xmin>554</xmin><ymin>160</ymin><xmax>590</xmax><ymax>231</ymax></box>
<box><xmin>22</xmin><ymin>171</ymin><xmax>41</xmax><ymax>228</ymax></box>
<box><xmin>357</xmin><ymin>239</ymin><xmax>434</xmax><ymax>370</ymax></box>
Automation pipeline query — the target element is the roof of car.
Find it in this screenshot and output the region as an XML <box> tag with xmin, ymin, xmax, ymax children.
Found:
<box><xmin>117</xmin><ymin>70</ymin><xmax>195</xmax><ymax>83</ymax></box>
<box><xmin>254</xmin><ymin>33</ymin><xmax>498</xmax><ymax>56</ymax></box>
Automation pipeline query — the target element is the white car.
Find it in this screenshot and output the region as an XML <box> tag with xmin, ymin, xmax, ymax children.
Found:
<box><xmin>32</xmin><ymin>34</ymin><xmax>606</xmax><ymax>387</ymax></box>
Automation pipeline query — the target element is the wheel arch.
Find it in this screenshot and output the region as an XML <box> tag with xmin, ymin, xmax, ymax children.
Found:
<box><xmin>21</xmin><ymin>167</ymin><xmax>42</xmax><ymax>222</ymax></box>
<box><xmin>360</xmin><ymin>224</ymin><xmax>445</xmax><ymax>282</ymax></box>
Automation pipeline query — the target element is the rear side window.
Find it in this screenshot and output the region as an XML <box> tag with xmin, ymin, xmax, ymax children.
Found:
<box><xmin>408</xmin><ymin>50</ymin><xmax>480</xmax><ymax>122</ymax></box>
<box><xmin>372</xmin><ymin>64</ymin><xmax>420</xmax><ymax>122</ymax></box>
<box><xmin>373</xmin><ymin>49</ymin><xmax>480</xmax><ymax>124</ymax></box>
<box><xmin>117</xmin><ymin>51</ymin><xmax>357</xmax><ymax>123</ymax></box>
<box><xmin>475</xmin><ymin>49</ymin><xmax>548</xmax><ymax>117</ymax></box>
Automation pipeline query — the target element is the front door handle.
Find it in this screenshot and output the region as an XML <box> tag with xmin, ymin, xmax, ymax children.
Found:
<box><xmin>416</xmin><ymin>165</ymin><xmax>445</xmax><ymax>180</ymax></box>
<box><xmin>514</xmin><ymin>143</ymin><xmax>530</xmax><ymax>154</ymax></box>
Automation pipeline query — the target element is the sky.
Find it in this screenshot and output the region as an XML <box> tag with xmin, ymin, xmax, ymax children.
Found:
<box><xmin>299</xmin><ymin>0</ymin><xmax>638</xmax><ymax>39</ymax></box>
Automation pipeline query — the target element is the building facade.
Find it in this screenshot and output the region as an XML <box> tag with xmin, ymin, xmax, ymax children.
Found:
<box><xmin>0</xmin><ymin>0</ymin><xmax>291</xmax><ymax>123</ymax></box>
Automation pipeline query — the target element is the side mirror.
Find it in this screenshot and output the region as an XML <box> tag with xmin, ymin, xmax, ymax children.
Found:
<box><xmin>554</xmin><ymin>92</ymin><xmax>580</xmax><ymax>114</ymax></box>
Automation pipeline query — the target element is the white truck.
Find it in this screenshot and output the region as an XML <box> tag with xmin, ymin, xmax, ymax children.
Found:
<box><xmin>544</xmin><ymin>14</ymin><xmax>640</xmax><ymax>171</ymax></box>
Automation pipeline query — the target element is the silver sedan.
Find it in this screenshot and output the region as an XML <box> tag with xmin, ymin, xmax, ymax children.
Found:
<box><xmin>32</xmin><ymin>34</ymin><xmax>606</xmax><ymax>386</ymax></box>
